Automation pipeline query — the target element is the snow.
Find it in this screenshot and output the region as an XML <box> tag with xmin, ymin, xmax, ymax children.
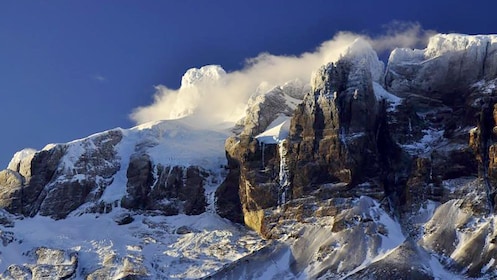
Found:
<box><xmin>425</xmin><ymin>34</ymin><xmax>497</xmax><ymax>58</ymax></box>
<box><xmin>389</xmin><ymin>34</ymin><xmax>497</xmax><ymax>73</ymax></box>
<box><xmin>341</xmin><ymin>198</ymin><xmax>406</xmax><ymax>278</ymax></box>
<box><xmin>428</xmin><ymin>254</ymin><xmax>463</xmax><ymax>280</ymax></box>
<box><xmin>66</xmin><ymin>118</ymin><xmax>229</xmax><ymax>204</ymax></box>
<box><xmin>6</xmin><ymin>148</ymin><xmax>36</xmax><ymax>171</ymax></box>
<box><xmin>401</xmin><ymin>128</ymin><xmax>445</xmax><ymax>156</ymax></box>
<box><xmin>372</xmin><ymin>82</ymin><xmax>402</xmax><ymax>110</ymax></box>
<box><xmin>0</xmin><ymin>210</ymin><xmax>265</xmax><ymax>279</ymax></box>
<box><xmin>389</xmin><ymin>34</ymin><xmax>497</xmax><ymax>67</ymax></box>
<box><xmin>180</xmin><ymin>65</ymin><xmax>226</xmax><ymax>88</ymax></box>
<box><xmin>374</xmin><ymin>200</ymin><xmax>405</xmax><ymax>253</ymax></box>
<box><xmin>58</xmin><ymin>139</ymin><xmax>87</xmax><ymax>174</ymax></box>
<box><xmin>388</xmin><ymin>48</ymin><xmax>425</xmax><ymax>65</ymax></box>
<box><xmin>42</xmin><ymin>143</ymin><xmax>57</xmax><ymax>151</ymax></box>
<box><xmin>255</xmin><ymin>115</ymin><xmax>291</xmax><ymax>145</ymax></box>
<box><xmin>482</xmin><ymin>258</ymin><xmax>495</xmax><ymax>274</ymax></box>
<box><xmin>344</xmin><ymin>38</ymin><xmax>385</xmax><ymax>83</ymax></box>
<box><xmin>473</xmin><ymin>78</ymin><xmax>497</xmax><ymax>94</ymax></box>
<box><xmin>278</xmin><ymin>140</ymin><xmax>290</xmax><ymax>205</ymax></box>
<box><xmin>140</xmin><ymin>119</ymin><xmax>228</xmax><ymax>169</ymax></box>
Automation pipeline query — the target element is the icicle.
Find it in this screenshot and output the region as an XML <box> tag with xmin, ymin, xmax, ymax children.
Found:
<box><xmin>278</xmin><ymin>140</ymin><xmax>290</xmax><ymax>206</ymax></box>
<box><xmin>260</xmin><ymin>141</ymin><xmax>265</xmax><ymax>170</ymax></box>
<box><xmin>408</xmin><ymin>118</ymin><xmax>413</xmax><ymax>135</ymax></box>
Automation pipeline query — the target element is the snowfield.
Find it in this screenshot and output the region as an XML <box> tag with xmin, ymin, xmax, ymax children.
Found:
<box><xmin>0</xmin><ymin>210</ymin><xmax>266</xmax><ymax>279</ymax></box>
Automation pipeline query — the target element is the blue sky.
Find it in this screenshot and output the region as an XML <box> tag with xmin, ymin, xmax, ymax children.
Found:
<box><xmin>1</xmin><ymin>0</ymin><xmax>497</xmax><ymax>168</ymax></box>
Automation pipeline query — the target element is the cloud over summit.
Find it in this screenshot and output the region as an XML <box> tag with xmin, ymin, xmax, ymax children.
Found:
<box><xmin>130</xmin><ymin>23</ymin><xmax>435</xmax><ymax>127</ymax></box>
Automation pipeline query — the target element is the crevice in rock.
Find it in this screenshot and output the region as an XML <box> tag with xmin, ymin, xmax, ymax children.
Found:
<box><xmin>482</xmin><ymin>41</ymin><xmax>490</xmax><ymax>78</ymax></box>
<box><xmin>477</xmin><ymin>100</ymin><xmax>495</xmax><ymax>212</ymax></box>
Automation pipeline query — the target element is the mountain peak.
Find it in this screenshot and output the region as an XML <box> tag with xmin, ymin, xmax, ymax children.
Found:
<box><xmin>426</xmin><ymin>33</ymin><xmax>497</xmax><ymax>57</ymax></box>
<box><xmin>180</xmin><ymin>65</ymin><xmax>226</xmax><ymax>88</ymax></box>
<box><xmin>343</xmin><ymin>37</ymin><xmax>385</xmax><ymax>83</ymax></box>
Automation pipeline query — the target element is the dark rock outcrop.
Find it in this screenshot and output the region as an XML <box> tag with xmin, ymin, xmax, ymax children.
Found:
<box><xmin>287</xmin><ymin>58</ymin><xmax>382</xmax><ymax>195</ymax></box>
<box><xmin>0</xmin><ymin>129</ymin><xmax>122</xmax><ymax>219</ymax></box>
<box><xmin>122</xmin><ymin>153</ymin><xmax>208</xmax><ymax>215</ymax></box>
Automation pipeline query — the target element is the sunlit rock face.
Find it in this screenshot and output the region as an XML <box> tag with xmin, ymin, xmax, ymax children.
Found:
<box><xmin>216</xmin><ymin>80</ymin><xmax>306</xmax><ymax>232</ymax></box>
<box><xmin>287</xmin><ymin>42</ymin><xmax>384</xmax><ymax>195</ymax></box>
<box><xmin>215</xmin><ymin>34</ymin><xmax>497</xmax><ymax>278</ymax></box>
<box><xmin>4</xmin><ymin>33</ymin><xmax>497</xmax><ymax>279</ymax></box>
<box><xmin>220</xmin><ymin>39</ymin><xmax>401</xmax><ymax>236</ymax></box>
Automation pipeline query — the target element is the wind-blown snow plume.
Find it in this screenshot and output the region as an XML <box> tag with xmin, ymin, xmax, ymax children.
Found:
<box><xmin>130</xmin><ymin>23</ymin><xmax>434</xmax><ymax>126</ymax></box>
<box><xmin>368</xmin><ymin>22</ymin><xmax>436</xmax><ymax>53</ymax></box>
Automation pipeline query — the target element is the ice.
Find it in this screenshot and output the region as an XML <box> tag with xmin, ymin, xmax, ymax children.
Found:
<box><xmin>473</xmin><ymin>78</ymin><xmax>497</xmax><ymax>94</ymax></box>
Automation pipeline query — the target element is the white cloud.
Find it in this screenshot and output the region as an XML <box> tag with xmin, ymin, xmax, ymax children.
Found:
<box><xmin>92</xmin><ymin>74</ymin><xmax>107</xmax><ymax>82</ymax></box>
<box><xmin>130</xmin><ymin>23</ymin><xmax>435</xmax><ymax>127</ymax></box>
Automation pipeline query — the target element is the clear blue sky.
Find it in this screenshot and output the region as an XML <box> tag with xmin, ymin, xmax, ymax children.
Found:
<box><xmin>1</xmin><ymin>0</ymin><xmax>497</xmax><ymax>168</ymax></box>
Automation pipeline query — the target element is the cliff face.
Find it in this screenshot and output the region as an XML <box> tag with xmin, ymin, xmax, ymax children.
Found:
<box><xmin>287</xmin><ymin>50</ymin><xmax>383</xmax><ymax>195</ymax></box>
<box><xmin>215</xmin><ymin>81</ymin><xmax>306</xmax><ymax>231</ymax></box>
<box><xmin>219</xmin><ymin>39</ymin><xmax>406</xmax><ymax>235</ymax></box>
<box><xmin>0</xmin><ymin>121</ymin><xmax>227</xmax><ymax>220</ymax></box>
<box><xmin>213</xmin><ymin>34</ymin><xmax>497</xmax><ymax>278</ymax></box>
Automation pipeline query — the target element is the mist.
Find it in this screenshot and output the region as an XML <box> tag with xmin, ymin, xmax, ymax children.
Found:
<box><xmin>130</xmin><ymin>23</ymin><xmax>435</xmax><ymax>127</ymax></box>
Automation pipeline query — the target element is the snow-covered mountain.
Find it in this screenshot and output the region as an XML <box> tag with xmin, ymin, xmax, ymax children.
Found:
<box><xmin>2</xmin><ymin>33</ymin><xmax>497</xmax><ymax>279</ymax></box>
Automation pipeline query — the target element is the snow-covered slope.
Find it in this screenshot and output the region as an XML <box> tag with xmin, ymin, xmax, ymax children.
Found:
<box><xmin>0</xmin><ymin>208</ymin><xmax>265</xmax><ymax>279</ymax></box>
<box><xmin>0</xmin><ymin>119</ymin><xmax>267</xmax><ymax>279</ymax></box>
<box><xmin>2</xmin><ymin>118</ymin><xmax>230</xmax><ymax>220</ymax></box>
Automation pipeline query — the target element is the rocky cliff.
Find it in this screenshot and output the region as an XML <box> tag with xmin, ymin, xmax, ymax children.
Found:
<box><xmin>0</xmin><ymin>121</ymin><xmax>227</xmax><ymax>220</ymax></box>
<box><xmin>2</xmin><ymin>33</ymin><xmax>497</xmax><ymax>279</ymax></box>
<box><xmin>213</xmin><ymin>34</ymin><xmax>497</xmax><ymax>279</ymax></box>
